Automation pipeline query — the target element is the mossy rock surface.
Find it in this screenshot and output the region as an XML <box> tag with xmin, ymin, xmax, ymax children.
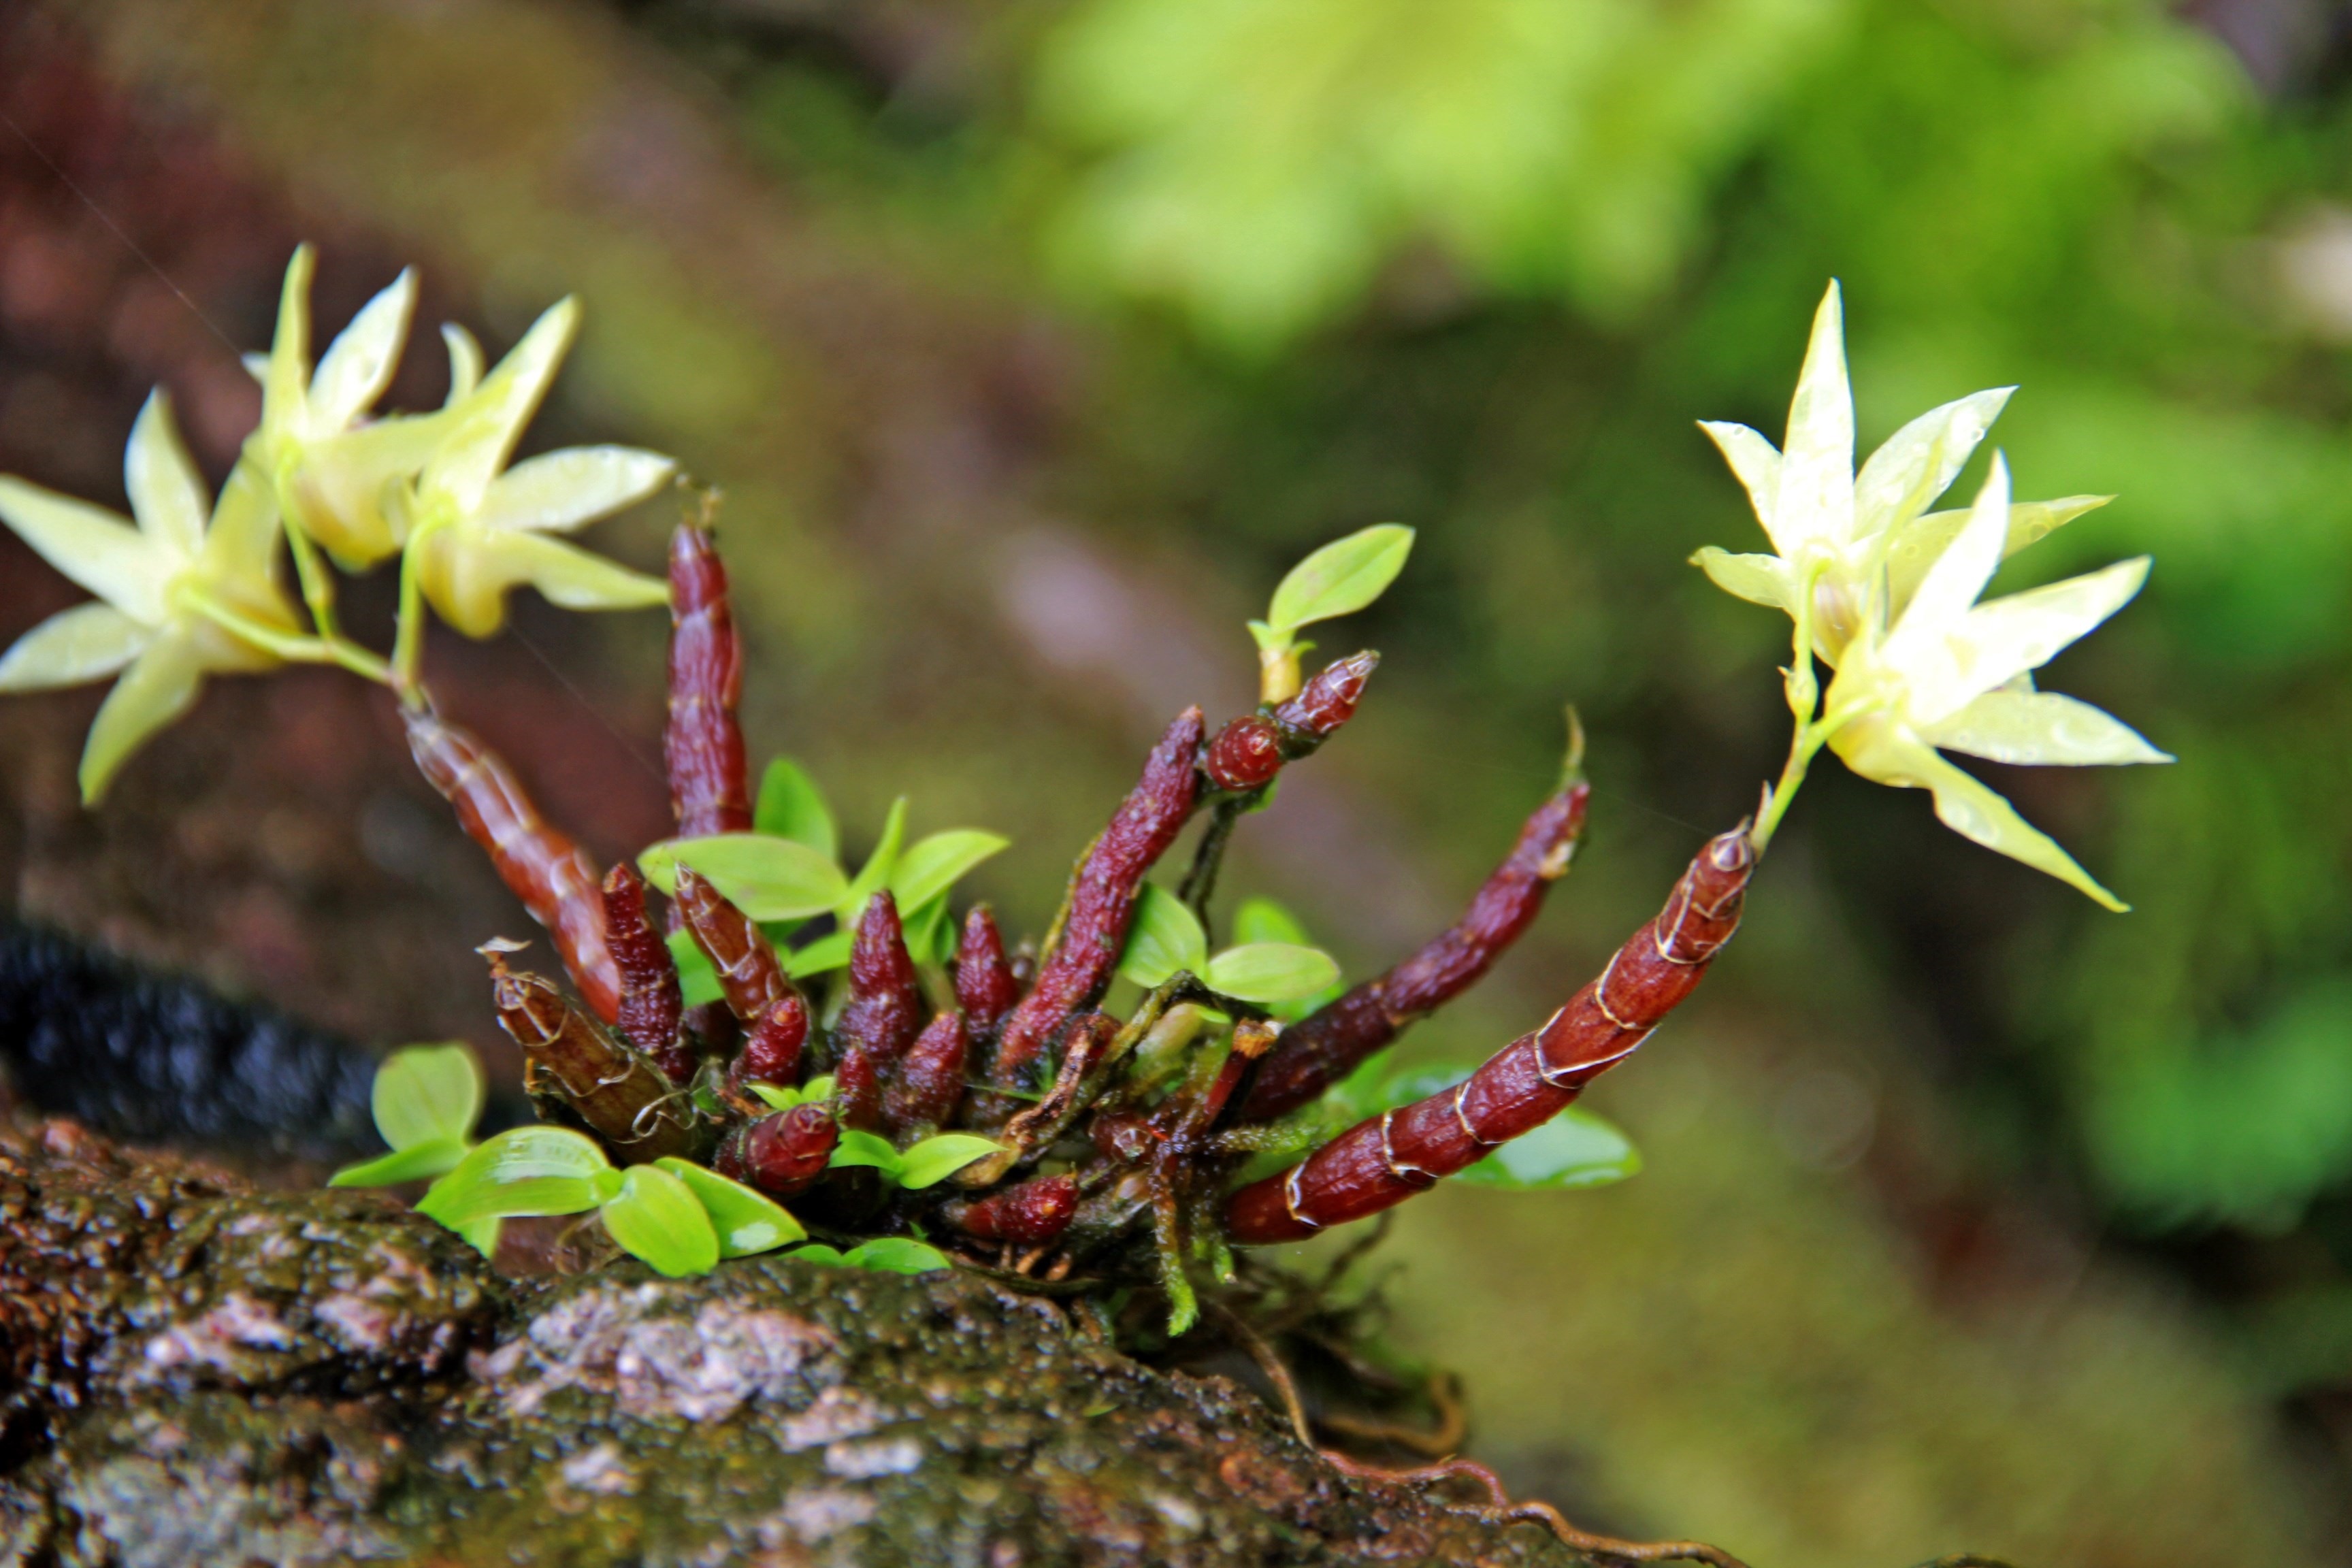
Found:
<box><xmin>0</xmin><ymin>1120</ymin><xmax>1594</xmax><ymax>1567</ymax></box>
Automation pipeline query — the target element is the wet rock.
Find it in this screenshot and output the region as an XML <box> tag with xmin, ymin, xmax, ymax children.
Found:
<box><xmin>0</xmin><ymin>1120</ymin><xmax>1597</xmax><ymax>1567</ymax></box>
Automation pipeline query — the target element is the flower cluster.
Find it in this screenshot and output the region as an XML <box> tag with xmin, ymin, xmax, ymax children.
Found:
<box><xmin>0</xmin><ymin>246</ymin><xmax>674</xmax><ymax>802</ymax></box>
<box><xmin>1695</xmin><ymin>282</ymin><xmax>2168</xmax><ymax>909</ymax></box>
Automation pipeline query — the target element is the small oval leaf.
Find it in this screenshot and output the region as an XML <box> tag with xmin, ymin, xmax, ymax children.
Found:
<box><xmin>1265</xmin><ymin>523</ymin><xmax>1414</xmax><ymax>636</ymax></box>
<box><xmin>329</xmin><ymin>1137</ymin><xmax>470</xmax><ymax>1188</ymax></box>
<box><xmin>896</xmin><ymin>1134</ymin><xmax>1009</xmax><ymax>1190</ymax></box>
<box><xmin>640</xmin><ymin>834</ymin><xmax>849</xmax><ymax>921</ymax></box>
<box><xmin>827</xmin><ymin>1129</ymin><xmax>905</xmax><ymax>1177</ymax></box>
<box><xmin>754</xmin><ymin>757</ymin><xmax>838</xmax><ymax>860</ymax></box>
<box><xmin>416</xmin><ymin>1127</ymin><xmax>612</xmax><ymax>1227</ymax></box>
<box><xmin>890</xmin><ymin>830</ymin><xmax>1009</xmax><ymax>915</ymax></box>
<box><xmin>655</xmin><ymin>1157</ymin><xmax>807</xmax><ymax>1256</ymax></box>
<box><xmin>902</xmin><ymin>895</ymin><xmax>953</xmax><ymax>967</ymax></box>
<box><xmin>842</xmin><ymin>1237</ymin><xmax>952</xmax><ymax>1273</ymax></box>
<box><xmin>785</xmin><ymin>1243</ymin><xmax>847</xmax><ymax>1267</ymax></box>
<box><xmin>371</xmin><ymin>1043</ymin><xmax>483</xmax><ymax>1152</ymax></box>
<box><xmin>1118</xmin><ymin>883</ymin><xmax>1208</xmax><ymax>989</ymax></box>
<box><xmin>666</xmin><ymin>928</ymin><xmax>726</xmax><ymax>1007</ymax></box>
<box><xmin>1205</xmin><ymin>943</ymin><xmax>1341</xmax><ymax>1004</ymax></box>
<box><xmin>1451</xmin><ymin>1107</ymin><xmax>1642</xmax><ymax>1191</ymax></box>
<box><xmin>838</xmin><ymin>797</ymin><xmax>909</xmax><ymax>917</ymax></box>
<box><xmin>1232</xmin><ymin>896</ymin><xmax>1311</xmax><ymax>948</ymax></box>
<box><xmin>787</xmin><ymin>930</ymin><xmax>853</xmax><ymax>979</ymax></box>
<box><xmin>602</xmin><ymin>1165</ymin><xmax>721</xmax><ymax>1276</ymax></box>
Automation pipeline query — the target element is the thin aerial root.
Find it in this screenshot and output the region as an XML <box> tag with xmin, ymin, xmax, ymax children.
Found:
<box><xmin>1316</xmin><ymin>1452</ymin><xmax>1752</xmax><ymax>1568</ymax></box>
<box><xmin>1205</xmin><ymin>1301</ymin><xmax>1314</xmax><ymax>1448</ymax></box>
<box><xmin>1313</xmin><ymin>1370</ymin><xmax>1467</xmax><ymax>1459</ymax></box>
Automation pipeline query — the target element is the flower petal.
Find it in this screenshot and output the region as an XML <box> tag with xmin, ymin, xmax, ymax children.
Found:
<box><xmin>263</xmin><ymin>245</ymin><xmax>316</xmax><ymax>436</ymax></box>
<box><xmin>78</xmin><ymin>635</ymin><xmax>204</xmax><ymax>804</ymax></box>
<box><xmin>1923</xmin><ymin>687</ymin><xmax>2172</xmax><ymax>767</ymax></box>
<box><xmin>310</xmin><ymin>267</ymin><xmax>417</xmax><ymax>431</ymax></box>
<box><xmin>125</xmin><ymin>391</ymin><xmax>208</xmax><ymax>563</ymax></box>
<box><xmin>1698</xmin><ymin>421</ymin><xmax>1782</xmax><ymax>545</ymax></box>
<box><xmin>427</xmin><ymin>297</ymin><xmax>581</xmax><ymax>512</ymax></box>
<box><xmin>1771</xmin><ymin>281</ymin><xmax>1855</xmax><ymax>553</ymax></box>
<box><xmin>1914</xmin><ymin>747</ymin><xmax>2127</xmax><ymax>911</ymax></box>
<box><xmin>419</xmin><ymin>527</ymin><xmax>666</xmax><ymax>640</ymax></box>
<box><xmin>1853</xmin><ymin>386</ymin><xmax>2011</xmax><ymax>536</ymax></box>
<box><xmin>441</xmin><ymin>323</ymin><xmax>484</xmax><ymax>408</ymax></box>
<box><xmin>0</xmin><ymin>603</ymin><xmax>154</xmax><ymax>692</ymax></box>
<box><xmin>1881</xmin><ymin>454</ymin><xmax>2012</xmax><ymax>721</ymax></box>
<box><xmin>1941</xmin><ymin>555</ymin><xmax>2151</xmax><ymax>714</ymax></box>
<box><xmin>476</xmin><ymin>447</ymin><xmax>676</xmax><ymax>534</ymax></box>
<box><xmin>296</xmin><ymin>412</ymin><xmax>455</xmax><ymax>564</ymax></box>
<box><xmin>1690</xmin><ymin>546</ymin><xmax>1794</xmax><ymax>610</ymax></box>
<box><xmin>202</xmin><ymin>457</ymin><xmax>286</xmax><ymax>591</ymax></box>
<box><xmin>0</xmin><ymin>478</ymin><xmax>169</xmax><ymax>625</ymax></box>
<box><xmin>1883</xmin><ymin>494</ymin><xmax>2111</xmax><ymax>619</ymax></box>
<box><xmin>499</xmin><ymin>531</ymin><xmax>670</xmax><ymax>614</ymax></box>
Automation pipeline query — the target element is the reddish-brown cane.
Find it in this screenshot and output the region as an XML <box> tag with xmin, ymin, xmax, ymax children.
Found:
<box><xmin>1272</xmin><ymin>651</ymin><xmax>1378</xmax><ymax>751</ymax></box>
<box><xmin>945</xmin><ymin>1173</ymin><xmax>1079</xmax><ymax>1245</ymax></box>
<box><xmin>953</xmin><ymin>906</ymin><xmax>1020</xmax><ymax>1038</ymax></box>
<box><xmin>835</xmin><ymin>892</ymin><xmax>923</xmax><ymax>1129</ymax></box>
<box><xmin>717</xmin><ymin>1102</ymin><xmax>838</xmax><ymax>1197</ymax></box>
<box><xmin>735</xmin><ymin>991</ymin><xmax>809</xmax><ymax>1088</ymax></box>
<box><xmin>664</xmin><ymin>523</ymin><xmax>752</xmax><ymax>840</ymax></box>
<box><xmin>407</xmin><ymin>710</ymin><xmax>620</xmax><ymax>1022</ymax></box>
<box><xmin>672</xmin><ymin>866</ymin><xmax>791</xmax><ymax>1024</ymax></box>
<box><xmin>1235</xmin><ymin>781</ymin><xmax>1590</xmax><ymax>1122</ymax></box>
<box><xmin>994</xmin><ymin>708</ymin><xmax>1206</xmax><ymax>1087</ymax></box>
<box><xmin>885</xmin><ymin>1010</ymin><xmax>968</xmax><ymax>1137</ymax></box>
<box><xmin>1225</xmin><ymin>824</ymin><xmax>1754</xmax><ymax>1243</ymax></box>
<box><xmin>483</xmin><ymin>946</ymin><xmax>702</xmax><ymax>1164</ymax></box>
<box><xmin>602</xmin><ymin>864</ymin><xmax>689</xmax><ymax>1081</ymax></box>
<box><xmin>1203</xmin><ymin>715</ymin><xmax>1284</xmax><ymax>791</ymax></box>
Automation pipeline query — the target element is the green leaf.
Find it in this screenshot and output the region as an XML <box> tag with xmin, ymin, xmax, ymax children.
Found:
<box><xmin>1205</xmin><ymin>943</ymin><xmax>1341</xmax><ymax>1003</ymax></box>
<box><xmin>1118</xmin><ymin>883</ymin><xmax>1208</xmax><ymax>988</ymax></box>
<box><xmin>827</xmin><ymin>1129</ymin><xmax>905</xmax><ymax>1178</ymax></box>
<box><xmin>601</xmin><ymin>1165</ymin><xmax>721</xmax><ymax>1277</ymax></box>
<box><xmin>666</xmin><ymin>928</ymin><xmax>725</xmax><ymax>1007</ymax></box>
<box><xmin>754</xmin><ymin>757</ymin><xmax>838</xmax><ymax>860</ymax></box>
<box><xmin>838</xmin><ymin>797</ymin><xmax>909</xmax><ymax>920</ymax></box>
<box><xmin>787</xmin><ymin>930</ymin><xmax>853</xmax><ymax>978</ymax></box>
<box><xmin>417</xmin><ymin>1127</ymin><xmax>615</xmax><ymax>1227</ymax></box>
<box><xmin>640</xmin><ymin>834</ymin><xmax>849</xmax><ymax>921</ymax></box>
<box><xmin>785</xmin><ymin>1243</ymin><xmax>847</xmax><ymax>1267</ymax></box>
<box><xmin>890</xmin><ymin>830</ymin><xmax>1010</xmax><ymax>915</ymax></box>
<box><xmin>748</xmin><ymin>1073</ymin><xmax>833</xmax><ymax>1111</ymax></box>
<box><xmin>456</xmin><ymin>1216</ymin><xmax>502</xmax><ymax>1259</ymax></box>
<box><xmin>895</xmin><ymin>1134</ymin><xmax>1009</xmax><ymax>1190</ymax></box>
<box><xmin>655</xmin><ymin>1157</ymin><xmax>807</xmax><ymax>1256</ymax></box>
<box><xmin>329</xmin><ymin>1138</ymin><xmax>470</xmax><ymax>1188</ymax></box>
<box><xmin>1452</xmin><ymin>1107</ymin><xmax>1642</xmax><ymax>1191</ymax></box>
<box><xmin>902</xmin><ymin>895</ymin><xmax>953</xmax><ymax>966</ymax></box>
<box><xmin>1232</xmin><ymin>896</ymin><xmax>1311</xmax><ymax>947</ymax></box>
<box><xmin>1265</xmin><ymin>524</ymin><xmax>1414</xmax><ymax>637</ymax></box>
<box><xmin>841</xmin><ymin>1237</ymin><xmax>952</xmax><ymax>1273</ymax></box>
<box><xmin>370</xmin><ymin>1043</ymin><xmax>483</xmax><ymax>1152</ymax></box>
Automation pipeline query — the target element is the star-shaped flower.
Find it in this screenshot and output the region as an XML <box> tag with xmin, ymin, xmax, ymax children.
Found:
<box><xmin>395</xmin><ymin>297</ymin><xmax>674</xmax><ymax>640</ymax></box>
<box><xmin>247</xmin><ymin>244</ymin><xmax>452</xmax><ymax>568</ymax></box>
<box><xmin>0</xmin><ymin>392</ymin><xmax>300</xmax><ymax>802</ymax></box>
<box><xmin>1691</xmin><ymin>281</ymin><xmax>2110</xmax><ymax>664</ymax></box>
<box><xmin>1823</xmin><ymin>454</ymin><xmax>2169</xmax><ymax>910</ymax></box>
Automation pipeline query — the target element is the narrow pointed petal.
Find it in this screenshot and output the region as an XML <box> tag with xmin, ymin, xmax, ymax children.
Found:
<box><xmin>1853</xmin><ymin>387</ymin><xmax>2012</xmax><ymax>535</ymax></box>
<box><xmin>124</xmin><ymin>391</ymin><xmax>208</xmax><ymax>562</ymax></box>
<box><xmin>476</xmin><ymin>447</ymin><xmax>676</xmax><ymax>534</ymax></box>
<box><xmin>429</xmin><ymin>297</ymin><xmax>581</xmax><ymax>512</ymax></box>
<box><xmin>1690</xmin><ymin>546</ymin><xmax>1795</xmax><ymax>610</ymax></box>
<box><xmin>0</xmin><ymin>603</ymin><xmax>153</xmax><ymax>691</ymax></box>
<box><xmin>1772</xmin><ymin>281</ymin><xmax>1855</xmax><ymax>552</ymax></box>
<box><xmin>240</xmin><ymin>353</ymin><xmax>270</xmax><ymax>384</ymax></box>
<box><xmin>264</xmin><ymin>244</ymin><xmax>316</xmax><ymax>431</ymax></box>
<box><xmin>1884</xmin><ymin>495</ymin><xmax>2112</xmax><ymax>618</ymax></box>
<box><xmin>297</xmin><ymin>412</ymin><xmax>457</xmax><ymax>564</ymax></box>
<box><xmin>310</xmin><ymin>267</ymin><xmax>416</xmax><ymax>429</ymax></box>
<box><xmin>78</xmin><ymin>636</ymin><xmax>204</xmax><ymax>804</ymax></box>
<box><xmin>1941</xmin><ymin>556</ymin><xmax>2151</xmax><ymax>715</ymax></box>
<box><xmin>0</xmin><ymin>478</ymin><xmax>170</xmax><ymax>625</ymax></box>
<box><xmin>419</xmin><ymin>527</ymin><xmax>666</xmax><ymax>638</ymax></box>
<box><xmin>1925</xmin><ymin>687</ymin><xmax>2172</xmax><ymax>767</ymax></box>
<box><xmin>1698</xmin><ymin>421</ymin><xmax>1782</xmax><ymax>545</ymax></box>
<box><xmin>1915</xmin><ymin>747</ymin><xmax>2127</xmax><ymax>911</ymax></box>
<box><xmin>440</xmin><ymin>323</ymin><xmax>484</xmax><ymax>407</ymax></box>
<box><xmin>203</xmin><ymin>457</ymin><xmax>287</xmax><ymax>592</ymax></box>
<box><xmin>1883</xmin><ymin>455</ymin><xmax>2012</xmax><ymax>719</ymax></box>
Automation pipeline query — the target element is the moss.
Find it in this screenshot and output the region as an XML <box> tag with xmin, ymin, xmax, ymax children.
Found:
<box><xmin>0</xmin><ymin>1120</ymin><xmax>1595</xmax><ymax>1566</ymax></box>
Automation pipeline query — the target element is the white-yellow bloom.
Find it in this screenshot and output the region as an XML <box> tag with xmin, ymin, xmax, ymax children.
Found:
<box><xmin>397</xmin><ymin>297</ymin><xmax>673</xmax><ymax>638</ymax></box>
<box><xmin>1823</xmin><ymin>455</ymin><xmax>2169</xmax><ymax>910</ymax></box>
<box><xmin>0</xmin><ymin>392</ymin><xmax>300</xmax><ymax>802</ymax></box>
<box><xmin>1692</xmin><ymin>281</ymin><xmax>2110</xmax><ymax>662</ymax></box>
<box><xmin>248</xmin><ymin>244</ymin><xmax>451</xmax><ymax>568</ymax></box>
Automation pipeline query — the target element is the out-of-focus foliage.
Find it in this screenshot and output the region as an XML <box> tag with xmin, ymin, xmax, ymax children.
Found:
<box><xmin>1030</xmin><ymin>0</ymin><xmax>1848</xmax><ymax>347</ymax></box>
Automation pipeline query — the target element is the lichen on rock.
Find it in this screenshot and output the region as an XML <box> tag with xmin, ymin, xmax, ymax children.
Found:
<box><xmin>0</xmin><ymin>1120</ymin><xmax>1597</xmax><ymax>1566</ymax></box>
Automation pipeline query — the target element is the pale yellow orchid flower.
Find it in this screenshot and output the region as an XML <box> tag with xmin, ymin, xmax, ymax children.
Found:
<box><xmin>0</xmin><ymin>392</ymin><xmax>301</xmax><ymax>802</ymax></box>
<box><xmin>393</xmin><ymin>297</ymin><xmax>672</xmax><ymax>659</ymax></box>
<box><xmin>1691</xmin><ymin>280</ymin><xmax>2110</xmax><ymax>664</ymax></box>
<box><xmin>1823</xmin><ymin>454</ymin><xmax>2169</xmax><ymax>911</ymax></box>
<box><xmin>247</xmin><ymin>244</ymin><xmax>452</xmax><ymax>570</ymax></box>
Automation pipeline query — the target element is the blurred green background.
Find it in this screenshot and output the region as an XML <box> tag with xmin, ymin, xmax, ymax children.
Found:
<box><xmin>5</xmin><ymin>0</ymin><xmax>2352</xmax><ymax>1562</ymax></box>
